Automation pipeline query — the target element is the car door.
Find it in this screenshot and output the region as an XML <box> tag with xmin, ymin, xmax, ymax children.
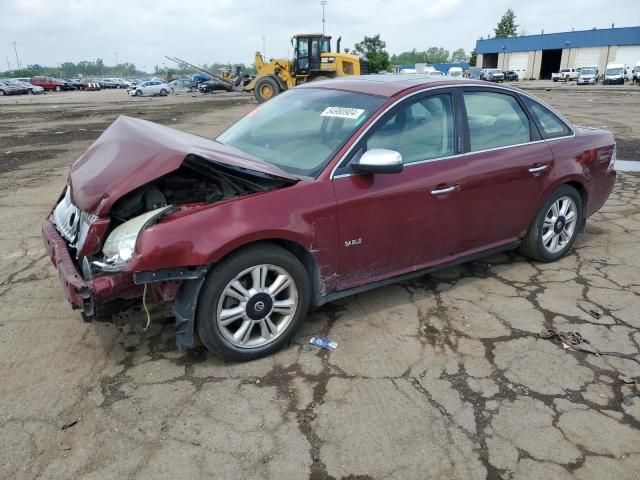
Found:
<box><xmin>455</xmin><ymin>88</ymin><xmax>555</xmax><ymax>253</ymax></box>
<box><xmin>332</xmin><ymin>90</ymin><xmax>469</xmax><ymax>290</ymax></box>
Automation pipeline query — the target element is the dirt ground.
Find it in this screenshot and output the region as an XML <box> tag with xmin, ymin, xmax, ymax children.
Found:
<box><xmin>1</xmin><ymin>83</ymin><xmax>640</xmax><ymax>480</ymax></box>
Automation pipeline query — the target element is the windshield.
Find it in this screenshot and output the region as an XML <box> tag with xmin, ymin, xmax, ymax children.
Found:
<box><xmin>490</xmin><ymin>69</ymin><xmax>503</xmax><ymax>74</ymax></box>
<box><xmin>580</xmin><ymin>68</ymin><xmax>596</xmax><ymax>75</ymax></box>
<box><xmin>217</xmin><ymin>88</ymin><xmax>385</xmax><ymax>177</ymax></box>
<box><xmin>606</xmin><ymin>68</ymin><xmax>623</xmax><ymax>75</ymax></box>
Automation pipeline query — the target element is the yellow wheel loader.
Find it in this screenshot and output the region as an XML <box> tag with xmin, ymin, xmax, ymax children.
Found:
<box><xmin>244</xmin><ymin>34</ymin><xmax>366</xmax><ymax>103</ymax></box>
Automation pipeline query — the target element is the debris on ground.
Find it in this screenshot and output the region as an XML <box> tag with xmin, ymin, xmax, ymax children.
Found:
<box><xmin>538</xmin><ymin>328</ymin><xmax>640</xmax><ymax>364</ymax></box>
<box><xmin>539</xmin><ymin>328</ymin><xmax>598</xmax><ymax>355</ymax></box>
<box><xmin>310</xmin><ymin>336</ymin><xmax>338</xmax><ymax>350</ymax></box>
<box><xmin>61</xmin><ymin>419</ymin><xmax>79</xmax><ymax>430</ymax></box>
<box><xmin>620</xmin><ymin>376</ymin><xmax>640</xmax><ymax>406</ymax></box>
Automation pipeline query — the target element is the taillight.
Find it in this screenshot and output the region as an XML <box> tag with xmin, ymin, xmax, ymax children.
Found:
<box><xmin>608</xmin><ymin>145</ymin><xmax>617</xmax><ymax>172</ymax></box>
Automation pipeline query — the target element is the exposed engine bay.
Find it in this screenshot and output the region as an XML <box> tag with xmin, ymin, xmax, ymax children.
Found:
<box><xmin>110</xmin><ymin>154</ymin><xmax>288</xmax><ymax>223</ymax></box>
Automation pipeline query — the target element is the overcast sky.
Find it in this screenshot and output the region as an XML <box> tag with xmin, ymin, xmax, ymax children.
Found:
<box><xmin>1</xmin><ymin>0</ymin><xmax>638</xmax><ymax>71</ymax></box>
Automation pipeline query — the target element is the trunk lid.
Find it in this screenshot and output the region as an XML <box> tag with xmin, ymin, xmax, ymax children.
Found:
<box><xmin>69</xmin><ymin>116</ymin><xmax>299</xmax><ymax>215</ymax></box>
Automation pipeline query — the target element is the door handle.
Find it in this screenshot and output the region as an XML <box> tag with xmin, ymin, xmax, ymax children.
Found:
<box><xmin>528</xmin><ymin>165</ymin><xmax>549</xmax><ymax>173</ymax></box>
<box><xmin>431</xmin><ymin>186</ymin><xmax>455</xmax><ymax>195</ymax></box>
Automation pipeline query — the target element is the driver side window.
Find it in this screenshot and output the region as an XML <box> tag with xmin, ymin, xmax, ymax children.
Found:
<box><xmin>365</xmin><ymin>94</ymin><xmax>455</xmax><ymax>164</ymax></box>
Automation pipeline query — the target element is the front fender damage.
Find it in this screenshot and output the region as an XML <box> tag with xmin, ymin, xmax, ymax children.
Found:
<box><xmin>133</xmin><ymin>266</ymin><xmax>208</xmax><ymax>349</ymax></box>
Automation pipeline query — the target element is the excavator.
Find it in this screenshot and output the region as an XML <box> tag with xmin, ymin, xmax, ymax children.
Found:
<box><xmin>245</xmin><ymin>34</ymin><xmax>366</xmax><ymax>103</ymax></box>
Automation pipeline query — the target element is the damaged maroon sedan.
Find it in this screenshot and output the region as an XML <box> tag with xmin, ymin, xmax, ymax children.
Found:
<box><xmin>43</xmin><ymin>76</ymin><xmax>616</xmax><ymax>360</ymax></box>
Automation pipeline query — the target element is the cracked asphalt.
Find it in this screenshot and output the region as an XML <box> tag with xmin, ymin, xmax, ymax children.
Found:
<box><xmin>1</xmin><ymin>86</ymin><xmax>639</xmax><ymax>479</ymax></box>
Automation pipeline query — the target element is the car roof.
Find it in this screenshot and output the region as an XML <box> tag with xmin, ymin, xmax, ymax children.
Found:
<box><xmin>297</xmin><ymin>74</ymin><xmax>488</xmax><ymax>98</ymax></box>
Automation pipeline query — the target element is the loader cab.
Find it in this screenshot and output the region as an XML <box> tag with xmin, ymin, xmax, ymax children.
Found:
<box><xmin>293</xmin><ymin>34</ymin><xmax>331</xmax><ymax>75</ymax></box>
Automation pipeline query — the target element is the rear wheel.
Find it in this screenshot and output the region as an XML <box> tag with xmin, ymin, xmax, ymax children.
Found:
<box><xmin>55</xmin><ymin>86</ymin><xmax>61</xmax><ymax>92</ymax></box>
<box><xmin>519</xmin><ymin>185</ymin><xmax>583</xmax><ymax>262</ymax></box>
<box><xmin>196</xmin><ymin>244</ymin><xmax>311</xmax><ymax>361</ymax></box>
<box><xmin>254</xmin><ymin>76</ymin><xmax>280</xmax><ymax>103</ymax></box>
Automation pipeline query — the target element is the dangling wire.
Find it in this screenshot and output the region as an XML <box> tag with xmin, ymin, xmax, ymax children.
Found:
<box><xmin>142</xmin><ymin>283</ymin><xmax>151</xmax><ymax>331</ymax></box>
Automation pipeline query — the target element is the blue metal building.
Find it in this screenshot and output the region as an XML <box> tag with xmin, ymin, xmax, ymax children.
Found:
<box><xmin>474</xmin><ymin>26</ymin><xmax>640</xmax><ymax>79</ymax></box>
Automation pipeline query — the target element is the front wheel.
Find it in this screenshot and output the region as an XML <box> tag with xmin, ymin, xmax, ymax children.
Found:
<box><xmin>254</xmin><ymin>76</ymin><xmax>281</xmax><ymax>103</ymax></box>
<box><xmin>55</xmin><ymin>86</ymin><xmax>61</xmax><ymax>92</ymax></box>
<box><xmin>160</xmin><ymin>88</ymin><xmax>167</xmax><ymax>96</ymax></box>
<box><xmin>519</xmin><ymin>185</ymin><xmax>583</xmax><ymax>262</ymax></box>
<box><xmin>196</xmin><ymin>244</ymin><xmax>311</xmax><ymax>361</ymax></box>
<box><xmin>135</xmin><ymin>89</ymin><xmax>143</xmax><ymax>96</ymax></box>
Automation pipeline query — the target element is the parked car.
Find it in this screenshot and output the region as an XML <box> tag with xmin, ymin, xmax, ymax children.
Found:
<box><xmin>42</xmin><ymin>76</ymin><xmax>617</xmax><ymax>360</ymax></box>
<box><xmin>99</xmin><ymin>78</ymin><xmax>118</xmax><ymax>89</ymax></box>
<box><xmin>13</xmin><ymin>78</ymin><xmax>44</xmax><ymax>94</ymax></box>
<box><xmin>129</xmin><ymin>80</ymin><xmax>173</xmax><ymax>96</ymax></box>
<box><xmin>63</xmin><ymin>78</ymin><xmax>82</xmax><ymax>90</ymax></box>
<box><xmin>12</xmin><ymin>79</ymin><xmax>44</xmax><ymax>94</ymax></box>
<box><xmin>552</xmin><ymin>68</ymin><xmax>579</xmax><ymax>82</ymax></box>
<box><xmin>504</xmin><ymin>70</ymin><xmax>519</xmax><ymax>81</ymax></box>
<box><xmin>577</xmin><ymin>66</ymin><xmax>598</xmax><ymax>85</ymax></box>
<box><xmin>198</xmin><ymin>79</ymin><xmax>233</xmax><ymax>93</ymax></box>
<box><xmin>80</xmin><ymin>79</ymin><xmax>102</xmax><ymax>91</ymax></box>
<box><xmin>0</xmin><ymin>79</ymin><xmax>23</xmax><ymax>95</ymax></box>
<box><xmin>482</xmin><ymin>68</ymin><xmax>505</xmax><ymax>82</ymax></box>
<box><xmin>1</xmin><ymin>79</ymin><xmax>29</xmax><ymax>94</ymax></box>
<box><xmin>447</xmin><ymin>67</ymin><xmax>463</xmax><ymax>78</ymax></box>
<box><xmin>169</xmin><ymin>78</ymin><xmax>197</xmax><ymax>92</ymax></box>
<box><xmin>603</xmin><ymin>63</ymin><xmax>627</xmax><ymax>85</ymax></box>
<box><xmin>108</xmin><ymin>78</ymin><xmax>129</xmax><ymax>89</ymax></box>
<box><xmin>467</xmin><ymin>67</ymin><xmax>482</xmax><ymax>80</ymax></box>
<box><xmin>30</xmin><ymin>76</ymin><xmax>66</xmax><ymax>91</ymax></box>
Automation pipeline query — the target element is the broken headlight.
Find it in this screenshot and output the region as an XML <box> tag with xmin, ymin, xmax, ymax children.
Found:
<box><xmin>100</xmin><ymin>207</ymin><xmax>168</xmax><ymax>271</ymax></box>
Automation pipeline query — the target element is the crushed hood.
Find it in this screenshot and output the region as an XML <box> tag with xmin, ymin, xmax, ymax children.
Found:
<box><xmin>69</xmin><ymin>116</ymin><xmax>299</xmax><ymax>214</ymax></box>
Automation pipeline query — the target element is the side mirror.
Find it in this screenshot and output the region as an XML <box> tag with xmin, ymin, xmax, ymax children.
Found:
<box><xmin>352</xmin><ymin>149</ymin><xmax>403</xmax><ymax>174</ymax></box>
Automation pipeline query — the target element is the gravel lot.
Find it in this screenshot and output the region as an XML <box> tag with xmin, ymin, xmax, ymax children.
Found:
<box><xmin>1</xmin><ymin>83</ymin><xmax>639</xmax><ymax>479</ymax></box>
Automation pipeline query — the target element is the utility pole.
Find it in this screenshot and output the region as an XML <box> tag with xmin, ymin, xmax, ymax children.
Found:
<box><xmin>6</xmin><ymin>56</ymin><xmax>10</xmax><ymax>71</ymax></box>
<box><xmin>13</xmin><ymin>41</ymin><xmax>21</xmax><ymax>70</ymax></box>
<box><xmin>320</xmin><ymin>1</ymin><xmax>327</xmax><ymax>35</ymax></box>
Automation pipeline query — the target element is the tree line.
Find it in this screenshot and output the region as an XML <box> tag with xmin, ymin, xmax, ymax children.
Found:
<box><xmin>1</xmin><ymin>59</ymin><xmax>255</xmax><ymax>79</ymax></box>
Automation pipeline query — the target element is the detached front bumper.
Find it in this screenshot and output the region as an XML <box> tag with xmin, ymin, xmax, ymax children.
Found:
<box><xmin>42</xmin><ymin>220</ymin><xmax>94</xmax><ymax>316</ymax></box>
<box><xmin>42</xmin><ymin>219</ymin><xmax>140</xmax><ymax>319</ymax></box>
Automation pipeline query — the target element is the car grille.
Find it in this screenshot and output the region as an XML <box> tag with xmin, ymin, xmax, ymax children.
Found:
<box><xmin>52</xmin><ymin>188</ymin><xmax>97</xmax><ymax>255</ymax></box>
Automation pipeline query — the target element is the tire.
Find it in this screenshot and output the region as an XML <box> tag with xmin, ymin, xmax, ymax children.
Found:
<box><xmin>160</xmin><ymin>88</ymin><xmax>167</xmax><ymax>96</ymax></box>
<box><xmin>0</xmin><ymin>90</ymin><xmax>5</xmax><ymax>96</ymax></box>
<box><xmin>196</xmin><ymin>243</ymin><xmax>311</xmax><ymax>361</ymax></box>
<box><xmin>254</xmin><ymin>76</ymin><xmax>281</xmax><ymax>103</ymax></box>
<box><xmin>55</xmin><ymin>86</ymin><xmax>61</xmax><ymax>92</ymax></box>
<box><xmin>135</xmin><ymin>89</ymin><xmax>142</xmax><ymax>97</ymax></box>
<box><xmin>519</xmin><ymin>185</ymin><xmax>583</xmax><ymax>262</ymax></box>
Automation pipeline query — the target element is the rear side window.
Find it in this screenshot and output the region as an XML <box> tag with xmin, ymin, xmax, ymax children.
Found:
<box><xmin>463</xmin><ymin>91</ymin><xmax>531</xmax><ymax>152</ymax></box>
<box><xmin>522</xmin><ymin>97</ymin><xmax>572</xmax><ymax>139</ymax></box>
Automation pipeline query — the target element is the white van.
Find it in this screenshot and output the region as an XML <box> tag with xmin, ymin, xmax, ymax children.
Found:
<box><xmin>447</xmin><ymin>67</ymin><xmax>463</xmax><ymax>77</ymax></box>
<box><xmin>633</xmin><ymin>61</ymin><xmax>640</xmax><ymax>85</ymax></box>
<box><xmin>603</xmin><ymin>63</ymin><xmax>627</xmax><ymax>85</ymax></box>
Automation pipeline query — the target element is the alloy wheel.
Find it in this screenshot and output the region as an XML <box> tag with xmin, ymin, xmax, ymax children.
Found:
<box><xmin>542</xmin><ymin>195</ymin><xmax>578</xmax><ymax>253</ymax></box>
<box><xmin>216</xmin><ymin>264</ymin><xmax>298</xmax><ymax>348</ymax></box>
